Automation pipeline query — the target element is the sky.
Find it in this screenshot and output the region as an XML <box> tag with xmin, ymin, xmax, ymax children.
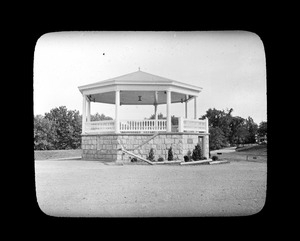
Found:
<box><xmin>34</xmin><ymin>31</ymin><xmax>267</xmax><ymax>124</ymax></box>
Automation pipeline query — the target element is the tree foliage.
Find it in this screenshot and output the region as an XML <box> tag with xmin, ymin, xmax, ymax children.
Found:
<box><xmin>167</xmin><ymin>147</ymin><xmax>173</xmax><ymax>161</ymax></box>
<box><xmin>91</xmin><ymin>113</ymin><xmax>113</xmax><ymax>121</ymax></box>
<box><xmin>34</xmin><ymin>115</ymin><xmax>56</xmax><ymax>150</ymax></box>
<box><xmin>148</xmin><ymin>113</ymin><xmax>178</xmax><ymax>125</ymax></box>
<box><xmin>44</xmin><ymin>106</ymin><xmax>82</xmax><ymax>149</ymax></box>
<box><xmin>192</xmin><ymin>143</ymin><xmax>203</xmax><ymax>161</ymax></box>
<box><xmin>203</xmin><ymin>108</ymin><xmax>263</xmax><ymax>150</ymax></box>
<box><xmin>34</xmin><ymin>107</ymin><xmax>114</xmax><ymax>150</ymax></box>
<box><xmin>209</xmin><ymin>126</ymin><xmax>227</xmax><ymax>150</ymax></box>
<box><xmin>257</xmin><ymin>121</ymin><xmax>267</xmax><ymax>137</ymax></box>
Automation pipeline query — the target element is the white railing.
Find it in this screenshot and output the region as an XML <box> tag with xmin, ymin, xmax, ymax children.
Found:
<box><xmin>85</xmin><ymin>120</ymin><xmax>115</xmax><ymax>133</ymax></box>
<box><xmin>120</xmin><ymin>119</ymin><xmax>167</xmax><ymax>133</ymax></box>
<box><xmin>84</xmin><ymin>118</ymin><xmax>208</xmax><ymax>134</ymax></box>
<box><xmin>178</xmin><ymin>117</ymin><xmax>208</xmax><ymax>133</ymax></box>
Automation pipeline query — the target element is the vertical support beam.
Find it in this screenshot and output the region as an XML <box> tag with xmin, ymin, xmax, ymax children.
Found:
<box><xmin>178</xmin><ymin>117</ymin><xmax>184</xmax><ymax>132</ymax></box>
<box><xmin>154</xmin><ymin>91</ymin><xmax>158</xmax><ymax>120</ymax></box>
<box><xmin>87</xmin><ymin>99</ymin><xmax>91</xmax><ymax>122</ymax></box>
<box><xmin>194</xmin><ymin>96</ymin><xmax>198</xmax><ymax>119</ymax></box>
<box><xmin>185</xmin><ymin>95</ymin><xmax>188</xmax><ymax>118</ymax></box>
<box><xmin>205</xmin><ymin>117</ymin><xmax>209</xmax><ymax>133</ymax></box>
<box><xmin>203</xmin><ymin>135</ymin><xmax>209</xmax><ymax>159</ymax></box>
<box><xmin>115</xmin><ymin>90</ymin><xmax>120</xmax><ymax>133</ymax></box>
<box><xmin>154</xmin><ymin>104</ymin><xmax>158</xmax><ymax>131</ymax></box>
<box><xmin>82</xmin><ymin>94</ymin><xmax>86</xmax><ymax>134</ymax></box>
<box><xmin>166</xmin><ymin>90</ymin><xmax>171</xmax><ymax>132</ymax></box>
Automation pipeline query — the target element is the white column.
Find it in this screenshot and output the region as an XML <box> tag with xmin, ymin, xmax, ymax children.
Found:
<box><xmin>82</xmin><ymin>94</ymin><xmax>86</xmax><ymax>134</ymax></box>
<box><xmin>194</xmin><ymin>96</ymin><xmax>198</xmax><ymax>119</ymax></box>
<box><xmin>185</xmin><ymin>95</ymin><xmax>188</xmax><ymax>118</ymax></box>
<box><xmin>115</xmin><ymin>90</ymin><xmax>120</xmax><ymax>133</ymax></box>
<box><xmin>166</xmin><ymin>90</ymin><xmax>171</xmax><ymax>132</ymax></box>
<box><xmin>154</xmin><ymin>105</ymin><xmax>158</xmax><ymax>120</ymax></box>
<box><xmin>154</xmin><ymin>91</ymin><xmax>158</xmax><ymax>120</ymax></box>
<box><xmin>178</xmin><ymin>117</ymin><xmax>184</xmax><ymax>132</ymax></box>
<box><xmin>87</xmin><ymin>99</ymin><xmax>91</xmax><ymax>122</ymax></box>
<box><xmin>203</xmin><ymin>135</ymin><xmax>209</xmax><ymax>159</ymax></box>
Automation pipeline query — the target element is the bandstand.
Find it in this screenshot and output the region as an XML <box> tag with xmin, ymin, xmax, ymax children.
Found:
<box><xmin>78</xmin><ymin>70</ymin><xmax>209</xmax><ymax>163</ymax></box>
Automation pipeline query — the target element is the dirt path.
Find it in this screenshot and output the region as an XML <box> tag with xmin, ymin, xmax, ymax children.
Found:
<box><xmin>35</xmin><ymin>160</ymin><xmax>267</xmax><ymax>217</ymax></box>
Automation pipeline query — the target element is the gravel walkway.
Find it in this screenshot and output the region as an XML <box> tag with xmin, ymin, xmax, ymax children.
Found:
<box><xmin>35</xmin><ymin>160</ymin><xmax>267</xmax><ymax>217</ymax></box>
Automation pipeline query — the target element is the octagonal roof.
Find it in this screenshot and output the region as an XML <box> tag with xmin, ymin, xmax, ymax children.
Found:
<box><xmin>78</xmin><ymin>70</ymin><xmax>202</xmax><ymax>105</ymax></box>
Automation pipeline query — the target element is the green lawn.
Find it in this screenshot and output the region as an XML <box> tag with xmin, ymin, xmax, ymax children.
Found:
<box><xmin>217</xmin><ymin>145</ymin><xmax>267</xmax><ymax>162</ymax></box>
<box><xmin>34</xmin><ymin>149</ymin><xmax>82</xmax><ymax>160</ymax></box>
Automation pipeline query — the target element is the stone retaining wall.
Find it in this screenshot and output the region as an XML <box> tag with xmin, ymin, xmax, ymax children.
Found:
<box><xmin>81</xmin><ymin>133</ymin><xmax>209</xmax><ymax>163</ymax></box>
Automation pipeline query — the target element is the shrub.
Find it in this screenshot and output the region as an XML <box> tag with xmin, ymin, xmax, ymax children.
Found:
<box><xmin>187</xmin><ymin>149</ymin><xmax>192</xmax><ymax>161</ymax></box>
<box><xmin>192</xmin><ymin>143</ymin><xmax>203</xmax><ymax>161</ymax></box>
<box><xmin>212</xmin><ymin>155</ymin><xmax>218</xmax><ymax>161</ymax></box>
<box><xmin>184</xmin><ymin>155</ymin><xmax>189</xmax><ymax>162</ymax></box>
<box><xmin>131</xmin><ymin>157</ymin><xmax>138</xmax><ymax>162</ymax></box>
<box><xmin>157</xmin><ymin>157</ymin><xmax>164</xmax><ymax>162</ymax></box>
<box><xmin>147</xmin><ymin>148</ymin><xmax>155</xmax><ymax>161</ymax></box>
<box><xmin>167</xmin><ymin>147</ymin><xmax>173</xmax><ymax>161</ymax></box>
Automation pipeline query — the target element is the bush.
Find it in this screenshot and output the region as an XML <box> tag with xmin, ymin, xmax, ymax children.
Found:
<box><xmin>157</xmin><ymin>157</ymin><xmax>164</xmax><ymax>162</ymax></box>
<box><xmin>131</xmin><ymin>157</ymin><xmax>138</xmax><ymax>162</ymax></box>
<box><xmin>212</xmin><ymin>156</ymin><xmax>218</xmax><ymax>161</ymax></box>
<box><xmin>147</xmin><ymin>148</ymin><xmax>155</xmax><ymax>161</ymax></box>
<box><xmin>187</xmin><ymin>150</ymin><xmax>192</xmax><ymax>161</ymax></box>
<box><xmin>167</xmin><ymin>147</ymin><xmax>173</xmax><ymax>161</ymax></box>
<box><xmin>192</xmin><ymin>143</ymin><xmax>203</xmax><ymax>161</ymax></box>
<box><xmin>184</xmin><ymin>156</ymin><xmax>189</xmax><ymax>162</ymax></box>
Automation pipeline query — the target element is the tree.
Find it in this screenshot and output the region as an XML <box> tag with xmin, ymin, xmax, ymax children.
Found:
<box><xmin>203</xmin><ymin>108</ymin><xmax>233</xmax><ymax>146</ymax></box>
<box><xmin>44</xmin><ymin>106</ymin><xmax>82</xmax><ymax>149</ymax></box>
<box><xmin>234</xmin><ymin>125</ymin><xmax>249</xmax><ymax>146</ymax></box>
<box><xmin>257</xmin><ymin>121</ymin><xmax>267</xmax><ymax>138</ymax></box>
<box><xmin>148</xmin><ymin>113</ymin><xmax>178</xmax><ymax>125</ymax></box>
<box><xmin>149</xmin><ymin>113</ymin><xmax>164</xmax><ymax>120</ymax></box>
<box><xmin>209</xmin><ymin>126</ymin><xmax>227</xmax><ymax>150</ymax></box>
<box><xmin>245</xmin><ymin>116</ymin><xmax>258</xmax><ymax>143</ymax></box>
<box><xmin>192</xmin><ymin>143</ymin><xmax>203</xmax><ymax>161</ymax></box>
<box><xmin>91</xmin><ymin>113</ymin><xmax>113</xmax><ymax>121</ymax></box>
<box><xmin>147</xmin><ymin>148</ymin><xmax>155</xmax><ymax>161</ymax></box>
<box><xmin>34</xmin><ymin>115</ymin><xmax>56</xmax><ymax>150</ymax></box>
<box><xmin>167</xmin><ymin>147</ymin><xmax>173</xmax><ymax>161</ymax></box>
<box><xmin>228</xmin><ymin>116</ymin><xmax>245</xmax><ymax>145</ymax></box>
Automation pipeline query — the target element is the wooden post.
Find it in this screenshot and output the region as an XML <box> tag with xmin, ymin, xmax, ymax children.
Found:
<box><xmin>115</xmin><ymin>90</ymin><xmax>120</xmax><ymax>133</ymax></box>
<box><xmin>166</xmin><ymin>90</ymin><xmax>171</xmax><ymax>132</ymax></box>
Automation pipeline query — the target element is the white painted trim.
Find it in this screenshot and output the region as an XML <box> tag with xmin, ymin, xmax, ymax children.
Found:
<box><xmin>194</xmin><ymin>96</ymin><xmax>198</xmax><ymax>119</ymax></box>
<box><xmin>81</xmin><ymin>85</ymin><xmax>117</xmax><ymax>95</ymax></box>
<box><xmin>166</xmin><ymin>90</ymin><xmax>171</xmax><ymax>132</ymax></box>
<box><xmin>115</xmin><ymin>90</ymin><xmax>120</xmax><ymax>133</ymax></box>
<box><xmin>79</xmin><ymin>81</ymin><xmax>201</xmax><ymax>96</ymax></box>
<box><xmin>87</xmin><ymin>99</ymin><xmax>91</xmax><ymax>122</ymax></box>
<box><xmin>185</xmin><ymin>95</ymin><xmax>188</xmax><ymax>118</ymax></box>
<box><xmin>82</xmin><ymin>94</ymin><xmax>86</xmax><ymax>134</ymax></box>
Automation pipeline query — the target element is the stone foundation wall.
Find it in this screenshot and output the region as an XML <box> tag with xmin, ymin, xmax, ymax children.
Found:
<box><xmin>81</xmin><ymin>133</ymin><xmax>209</xmax><ymax>163</ymax></box>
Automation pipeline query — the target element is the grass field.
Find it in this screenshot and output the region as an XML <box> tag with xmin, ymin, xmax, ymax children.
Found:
<box><xmin>217</xmin><ymin>145</ymin><xmax>267</xmax><ymax>162</ymax></box>
<box><xmin>34</xmin><ymin>149</ymin><xmax>82</xmax><ymax>160</ymax></box>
